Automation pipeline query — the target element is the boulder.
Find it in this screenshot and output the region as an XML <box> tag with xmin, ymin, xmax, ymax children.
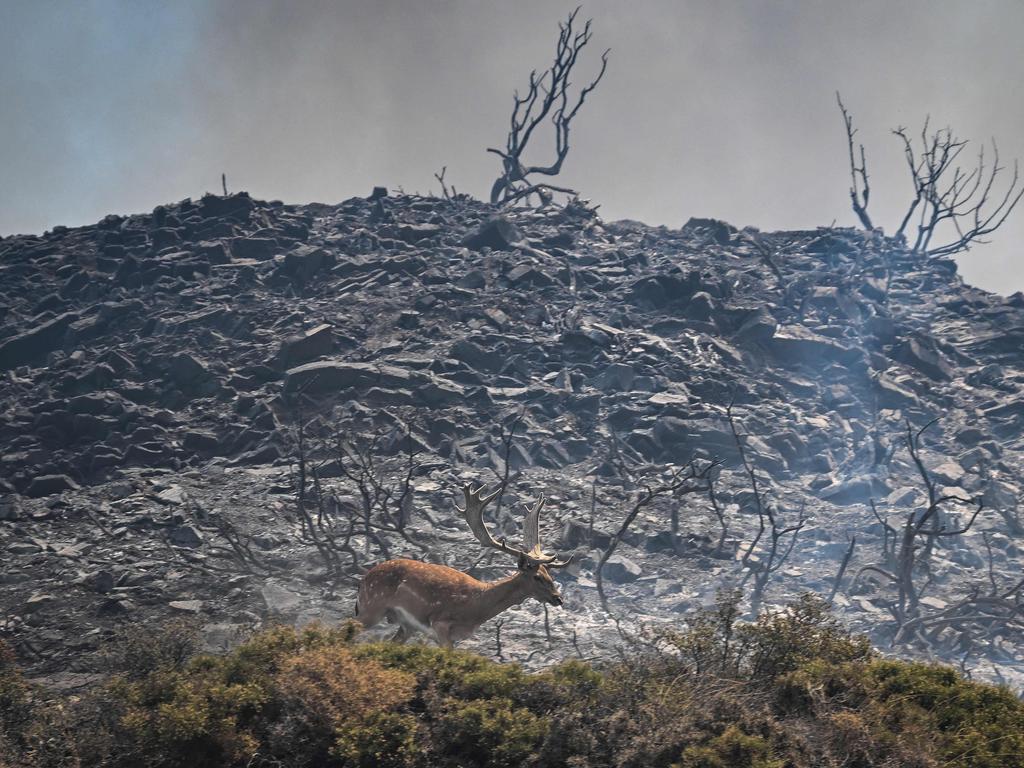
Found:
<box><xmin>169</xmin><ymin>525</ymin><xmax>203</xmax><ymax>548</ymax></box>
<box><xmin>893</xmin><ymin>336</ymin><xmax>954</xmax><ymax>381</ymax></box>
<box><xmin>230</xmin><ymin>236</ymin><xmax>278</xmax><ymax>261</ymax></box>
<box><xmin>285</xmin><ymin>360</ymin><xmax>412</xmax><ymax>394</ymax></box>
<box><xmin>0</xmin><ymin>312</ymin><xmax>78</xmax><ymax>370</ymax></box>
<box><xmin>169</xmin><ymin>600</ymin><xmax>204</xmax><ymax>614</ymax></box>
<box><xmin>0</xmin><ymin>495</ymin><xmax>23</xmax><ymax>521</ymax></box>
<box><xmin>281</xmin><ymin>245</ymin><xmax>335</xmax><ymax>282</ymax></box>
<box><xmin>25</xmin><ymin>474</ymin><xmax>80</xmax><ymax>498</ymax></box>
<box><xmin>461</xmin><ymin>217</ymin><xmax>523</xmax><ymax>251</ymax></box>
<box><xmin>681</xmin><ymin>217</ymin><xmax>737</xmax><ymax>244</ymax></box>
<box><xmin>601</xmin><ymin>554</ymin><xmax>643</xmax><ymax>583</ymax></box>
<box><xmin>769</xmin><ymin>324</ymin><xmax>855</xmax><ymax>364</ymax></box>
<box><xmin>395</xmin><ymin>223</ymin><xmax>442</xmax><ymax>243</ymax></box>
<box><xmin>275</xmin><ymin>324</ymin><xmax>336</xmax><ymax>368</ymax></box>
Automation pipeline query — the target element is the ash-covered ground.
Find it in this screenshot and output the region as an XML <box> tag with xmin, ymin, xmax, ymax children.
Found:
<box><xmin>1</xmin><ymin>190</ymin><xmax>1022</xmax><ymax>690</ymax></box>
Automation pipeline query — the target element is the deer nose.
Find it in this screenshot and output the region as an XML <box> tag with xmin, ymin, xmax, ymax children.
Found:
<box><xmin>550</xmin><ymin>594</ymin><xmax>563</xmax><ymax>607</ymax></box>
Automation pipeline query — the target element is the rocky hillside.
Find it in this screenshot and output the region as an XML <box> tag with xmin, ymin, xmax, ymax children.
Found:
<box><xmin>1</xmin><ymin>190</ymin><xmax>1022</xmax><ymax>689</ymax></box>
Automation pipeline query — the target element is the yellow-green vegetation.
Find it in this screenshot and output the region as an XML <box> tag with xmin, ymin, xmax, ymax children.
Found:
<box><xmin>2</xmin><ymin>595</ymin><xmax>1024</xmax><ymax>767</ymax></box>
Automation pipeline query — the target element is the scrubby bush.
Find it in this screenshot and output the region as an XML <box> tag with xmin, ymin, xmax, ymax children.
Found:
<box><xmin>0</xmin><ymin>638</ymin><xmax>34</xmax><ymax>763</ymax></box>
<box><xmin>3</xmin><ymin>597</ymin><xmax>1024</xmax><ymax>767</ymax></box>
<box><xmin>104</xmin><ymin>617</ymin><xmax>202</xmax><ymax>678</ymax></box>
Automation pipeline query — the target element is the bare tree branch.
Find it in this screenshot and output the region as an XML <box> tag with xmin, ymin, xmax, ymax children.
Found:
<box><xmin>837</xmin><ymin>92</ymin><xmax>874</xmax><ymax>229</ymax></box>
<box><xmin>489</xmin><ymin>7</ymin><xmax>609</xmax><ymax>206</ymax></box>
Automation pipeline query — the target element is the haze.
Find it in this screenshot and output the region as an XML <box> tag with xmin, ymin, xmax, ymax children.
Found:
<box><xmin>2</xmin><ymin>0</ymin><xmax>1022</xmax><ymax>294</ymax></box>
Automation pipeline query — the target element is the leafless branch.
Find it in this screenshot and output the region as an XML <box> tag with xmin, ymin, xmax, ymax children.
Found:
<box><xmin>837</xmin><ymin>92</ymin><xmax>874</xmax><ymax>229</ymax></box>
<box><xmin>838</xmin><ymin>98</ymin><xmax>1022</xmax><ymax>256</ymax></box>
<box><xmin>596</xmin><ymin>459</ymin><xmax>719</xmax><ymax>612</ymax></box>
<box><xmin>489</xmin><ymin>7</ymin><xmax>609</xmax><ymax>206</ymax></box>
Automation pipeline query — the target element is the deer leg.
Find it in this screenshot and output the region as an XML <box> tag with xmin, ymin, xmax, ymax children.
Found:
<box><xmin>391</xmin><ymin>624</ymin><xmax>409</xmax><ymax>644</ymax></box>
<box><xmin>355</xmin><ymin>605</ymin><xmax>387</xmax><ymax>630</ymax></box>
<box><xmin>431</xmin><ymin>620</ymin><xmax>454</xmax><ymax>649</ymax></box>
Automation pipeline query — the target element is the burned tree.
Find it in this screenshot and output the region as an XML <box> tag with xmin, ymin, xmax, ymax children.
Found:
<box><xmin>726</xmin><ymin>401</ymin><xmax>807</xmax><ymax>617</ymax></box>
<box><xmin>488</xmin><ymin>7</ymin><xmax>609</xmax><ymax>206</ymax></box>
<box><xmin>595</xmin><ymin>457</ymin><xmax>720</xmax><ymax>613</ymax></box>
<box><xmin>838</xmin><ymin>94</ymin><xmax>1023</xmax><ymax>256</ymax></box>
<box><xmin>853</xmin><ymin>420</ymin><xmax>986</xmax><ymax>635</ymax></box>
<box><xmin>837</xmin><ymin>93</ymin><xmax>873</xmax><ymax>230</ymax></box>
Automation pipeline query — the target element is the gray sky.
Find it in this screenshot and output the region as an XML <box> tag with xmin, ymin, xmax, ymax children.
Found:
<box><xmin>3</xmin><ymin>0</ymin><xmax>1023</xmax><ymax>294</ymax></box>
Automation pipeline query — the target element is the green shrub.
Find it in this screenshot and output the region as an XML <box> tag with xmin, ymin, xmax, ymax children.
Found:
<box><xmin>102</xmin><ymin>623</ymin><xmax>415</xmax><ymax>767</ymax></box>
<box><xmin>676</xmin><ymin>724</ymin><xmax>783</xmax><ymax>768</ymax></box>
<box><xmin>435</xmin><ymin>697</ymin><xmax>548</xmax><ymax>767</ymax></box>
<box><xmin>663</xmin><ymin>591</ymin><xmax>872</xmax><ymax>682</ymax></box>
<box><xmin>3</xmin><ymin>596</ymin><xmax>1023</xmax><ymax>768</ymax></box>
<box><xmin>105</xmin><ymin>617</ymin><xmax>201</xmax><ymax>678</ymax></box>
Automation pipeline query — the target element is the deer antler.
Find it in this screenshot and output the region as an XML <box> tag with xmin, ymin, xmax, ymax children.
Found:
<box><xmin>458</xmin><ymin>484</ymin><xmax>523</xmax><ymax>560</ymax></box>
<box><xmin>523</xmin><ymin>495</ymin><xmax>545</xmax><ymax>560</ymax></box>
<box><xmin>457</xmin><ymin>484</ymin><xmax>575</xmax><ymax>568</ymax></box>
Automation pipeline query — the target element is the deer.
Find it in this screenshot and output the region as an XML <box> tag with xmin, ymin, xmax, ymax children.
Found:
<box><xmin>355</xmin><ymin>483</ymin><xmax>574</xmax><ymax>648</ymax></box>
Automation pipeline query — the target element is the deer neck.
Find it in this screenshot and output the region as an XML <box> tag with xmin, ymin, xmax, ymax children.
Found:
<box><xmin>472</xmin><ymin>572</ymin><xmax>530</xmax><ymax>624</ymax></box>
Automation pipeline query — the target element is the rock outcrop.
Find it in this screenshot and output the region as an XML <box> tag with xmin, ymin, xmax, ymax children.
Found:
<box><xmin>1</xmin><ymin>190</ymin><xmax>1022</xmax><ymax>686</ymax></box>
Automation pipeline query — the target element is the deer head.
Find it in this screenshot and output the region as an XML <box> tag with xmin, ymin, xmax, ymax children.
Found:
<box><xmin>458</xmin><ymin>483</ymin><xmax>573</xmax><ymax>601</ymax></box>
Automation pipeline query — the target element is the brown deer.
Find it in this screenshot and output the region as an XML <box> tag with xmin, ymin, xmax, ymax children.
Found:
<box><xmin>355</xmin><ymin>484</ymin><xmax>574</xmax><ymax>647</ymax></box>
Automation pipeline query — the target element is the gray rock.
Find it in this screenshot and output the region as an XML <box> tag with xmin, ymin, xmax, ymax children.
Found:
<box><xmin>169</xmin><ymin>600</ymin><xmax>204</xmax><ymax>614</ymax></box>
<box><xmin>560</xmin><ymin>519</ymin><xmax>613</xmax><ymax>550</ymax></box>
<box><xmin>733</xmin><ymin>309</ymin><xmax>778</xmax><ymax>344</ymax></box>
<box><xmin>506</xmin><ymin>265</ymin><xmax>554</xmax><ymax>287</ymax></box>
<box><xmin>770</xmin><ymin>324</ymin><xmax>854</xmax><ymax>364</ymax></box>
<box><xmin>282</xmin><ymin>245</ymin><xmax>335</xmax><ymax>282</ymax></box>
<box><xmin>893</xmin><ymin>336</ymin><xmax>954</xmax><ymax>381</ymax></box>
<box><xmin>0</xmin><ymin>311</ymin><xmax>79</xmax><ymax>371</ymax></box>
<box><xmin>0</xmin><ymin>495</ymin><xmax>23</xmax><ymax>521</ymax></box>
<box><xmin>395</xmin><ymin>223</ymin><xmax>442</xmax><ymax>243</ymax></box>
<box><xmin>155</xmin><ymin>485</ymin><xmax>188</xmax><ymax>505</ymax></box>
<box><xmin>169</xmin><ymin>352</ymin><xmax>216</xmax><ymax>390</ymax></box>
<box><xmin>88</xmin><ymin>570</ymin><xmax>116</xmax><ymax>594</ymax></box>
<box><xmin>984</xmin><ymin>481</ymin><xmax>1019</xmax><ymax>513</ymax></box>
<box><xmin>8</xmin><ymin>542</ymin><xmax>43</xmax><ymax>555</ymax></box>
<box><xmin>873</xmin><ymin>374</ymin><xmax>920</xmax><ymax>408</ymax></box>
<box><xmin>285</xmin><ymin>360</ymin><xmax>411</xmax><ymax>393</ymax></box>
<box><xmin>25</xmin><ymin>593</ymin><xmax>56</xmax><ymax>612</ymax></box>
<box><xmin>169</xmin><ymin>525</ymin><xmax>203</xmax><ymax>548</ymax></box>
<box><xmin>25</xmin><ymin>474</ymin><xmax>80</xmax><ymax>498</ymax></box>
<box><xmin>397</xmin><ymin>311</ymin><xmax>421</xmax><ymax>329</ymax></box>
<box><xmin>602</xmin><ymin>554</ymin><xmax>643</xmax><ymax>583</ymax></box>
<box><xmin>275</xmin><ymin>324</ymin><xmax>336</xmax><ymax>368</ymax></box>
<box><xmin>260</xmin><ymin>580</ymin><xmax>304</xmax><ymax>617</ymax></box>
<box><xmin>230</xmin><ymin>237</ymin><xmax>278</xmax><ymax>261</ymax></box>
<box><xmin>684</xmin><ymin>291</ymin><xmax>718</xmax><ymax>321</ymax></box>
<box><xmin>819</xmin><ymin>476</ymin><xmax>888</xmax><ymax>506</ymax></box>
<box><xmin>195</xmin><ymin>240</ymin><xmax>230</xmax><ymax>264</ymax></box>
<box><xmin>458</xmin><ymin>270</ymin><xmax>487</xmax><ymax>290</ymax></box>
<box><xmin>98</xmin><ymin>598</ymin><xmax>135</xmax><ymax>616</ymax></box>
<box><xmin>450</xmin><ymin>339</ymin><xmax>505</xmax><ymax>373</ymax></box>
<box><xmin>461</xmin><ymin>217</ymin><xmax>523</xmax><ymax>251</ymax></box>
<box><xmin>592</xmin><ymin>363</ymin><xmax>635</xmax><ymax>393</ymax></box>
<box><xmin>184</xmin><ymin>430</ymin><xmax>221</xmax><ymax>455</ymax></box>
<box><xmin>681</xmin><ymin>217</ymin><xmax>736</xmax><ymax>244</ymax></box>
<box><xmin>652</xmin><ymin>417</ymin><xmax>737</xmax><ymax>462</ymax></box>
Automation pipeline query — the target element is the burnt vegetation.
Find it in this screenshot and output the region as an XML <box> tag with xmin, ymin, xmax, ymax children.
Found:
<box><xmin>837</xmin><ymin>92</ymin><xmax>1024</xmax><ymax>256</ymax></box>
<box><xmin>488</xmin><ymin>7</ymin><xmax>609</xmax><ymax>208</ymax></box>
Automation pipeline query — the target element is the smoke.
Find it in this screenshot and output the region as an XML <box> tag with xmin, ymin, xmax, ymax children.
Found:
<box><xmin>2</xmin><ymin>0</ymin><xmax>1022</xmax><ymax>292</ymax></box>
